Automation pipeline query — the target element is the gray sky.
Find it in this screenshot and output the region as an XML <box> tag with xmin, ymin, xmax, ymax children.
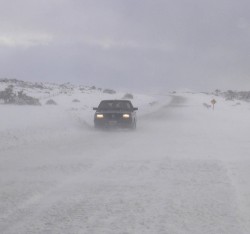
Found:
<box><xmin>1</xmin><ymin>0</ymin><xmax>250</xmax><ymax>91</ymax></box>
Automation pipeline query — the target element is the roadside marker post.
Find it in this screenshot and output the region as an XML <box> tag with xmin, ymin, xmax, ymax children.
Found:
<box><xmin>211</xmin><ymin>99</ymin><xmax>216</xmax><ymax>110</ymax></box>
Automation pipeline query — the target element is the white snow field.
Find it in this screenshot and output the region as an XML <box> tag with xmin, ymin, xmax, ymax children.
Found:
<box><xmin>1</xmin><ymin>83</ymin><xmax>250</xmax><ymax>234</ymax></box>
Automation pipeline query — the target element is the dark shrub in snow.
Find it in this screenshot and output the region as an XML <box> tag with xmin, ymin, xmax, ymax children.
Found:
<box><xmin>0</xmin><ymin>86</ymin><xmax>15</xmax><ymax>104</ymax></box>
<box><xmin>211</xmin><ymin>89</ymin><xmax>250</xmax><ymax>102</ymax></box>
<box><xmin>103</xmin><ymin>89</ymin><xmax>116</xmax><ymax>94</ymax></box>
<box><xmin>15</xmin><ymin>91</ymin><xmax>41</xmax><ymax>105</ymax></box>
<box><xmin>46</xmin><ymin>99</ymin><xmax>57</xmax><ymax>105</ymax></box>
<box><xmin>222</xmin><ymin>90</ymin><xmax>250</xmax><ymax>102</ymax></box>
<box><xmin>72</xmin><ymin>99</ymin><xmax>80</xmax><ymax>103</ymax></box>
<box><xmin>122</xmin><ymin>93</ymin><xmax>134</xmax><ymax>99</ymax></box>
<box><xmin>0</xmin><ymin>86</ymin><xmax>40</xmax><ymax>105</ymax></box>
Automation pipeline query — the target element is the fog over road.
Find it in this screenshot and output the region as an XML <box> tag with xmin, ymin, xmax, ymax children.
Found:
<box><xmin>1</xmin><ymin>96</ymin><xmax>249</xmax><ymax>234</ymax></box>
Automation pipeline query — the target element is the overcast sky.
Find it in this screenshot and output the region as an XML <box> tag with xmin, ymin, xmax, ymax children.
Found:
<box><xmin>1</xmin><ymin>0</ymin><xmax>250</xmax><ymax>91</ymax></box>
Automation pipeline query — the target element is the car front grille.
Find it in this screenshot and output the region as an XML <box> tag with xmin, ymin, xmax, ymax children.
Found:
<box><xmin>105</xmin><ymin>113</ymin><xmax>122</xmax><ymax>119</ymax></box>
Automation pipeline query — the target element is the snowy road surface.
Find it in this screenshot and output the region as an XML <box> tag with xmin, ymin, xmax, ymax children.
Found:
<box><xmin>1</xmin><ymin>95</ymin><xmax>250</xmax><ymax>234</ymax></box>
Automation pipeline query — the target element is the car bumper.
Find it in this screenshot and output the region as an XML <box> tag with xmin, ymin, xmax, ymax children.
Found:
<box><xmin>94</xmin><ymin>118</ymin><xmax>133</xmax><ymax>128</ymax></box>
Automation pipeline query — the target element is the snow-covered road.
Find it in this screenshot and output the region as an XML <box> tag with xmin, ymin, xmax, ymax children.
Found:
<box><xmin>1</xmin><ymin>95</ymin><xmax>250</xmax><ymax>234</ymax></box>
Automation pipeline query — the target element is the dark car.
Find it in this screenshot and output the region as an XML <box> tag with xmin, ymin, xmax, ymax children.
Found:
<box><xmin>93</xmin><ymin>100</ymin><xmax>138</xmax><ymax>129</ymax></box>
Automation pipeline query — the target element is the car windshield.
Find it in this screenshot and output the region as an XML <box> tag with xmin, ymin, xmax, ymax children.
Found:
<box><xmin>98</xmin><ymin>101</ymin><xmax>132</xmax><ymax>111</ymax></box>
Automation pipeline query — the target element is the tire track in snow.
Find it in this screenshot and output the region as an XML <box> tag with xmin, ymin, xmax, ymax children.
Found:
<box><xmin>140</xmin><ymin>95</ymin><xmax>187</xmax><ymax>122</ymax></box>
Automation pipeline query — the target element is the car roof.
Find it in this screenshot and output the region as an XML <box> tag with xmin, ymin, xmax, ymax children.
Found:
<box><xmin>100</xmin><ymin>99</ymin><xmax>130</xmax><ymax>101</ymax></box>
<box><xmin>99</xmin><ymin>100</ymin><xmax>132</xmax><ymax>103</ymax></box>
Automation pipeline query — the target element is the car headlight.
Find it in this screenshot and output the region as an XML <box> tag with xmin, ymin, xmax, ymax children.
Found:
<box><xmin>122</xmin><ymin>114</ymin><xmax>130</xmax><ymax>118</ymax></box>
<box><xmin>96</xmin><ymin>114</ymin><xmax>104</xmax><ymax>118</ymax></box>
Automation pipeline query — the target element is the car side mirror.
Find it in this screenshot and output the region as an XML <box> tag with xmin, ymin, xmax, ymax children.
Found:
<box><xmin>93</xmin><ymin>107</ymin><xmax>98</xmax><ymax>110</ymax></box>
<box><xmin>133</xmin><ymin>107</ymin><xmax>138</xmax><ymax>111</ymax></box>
